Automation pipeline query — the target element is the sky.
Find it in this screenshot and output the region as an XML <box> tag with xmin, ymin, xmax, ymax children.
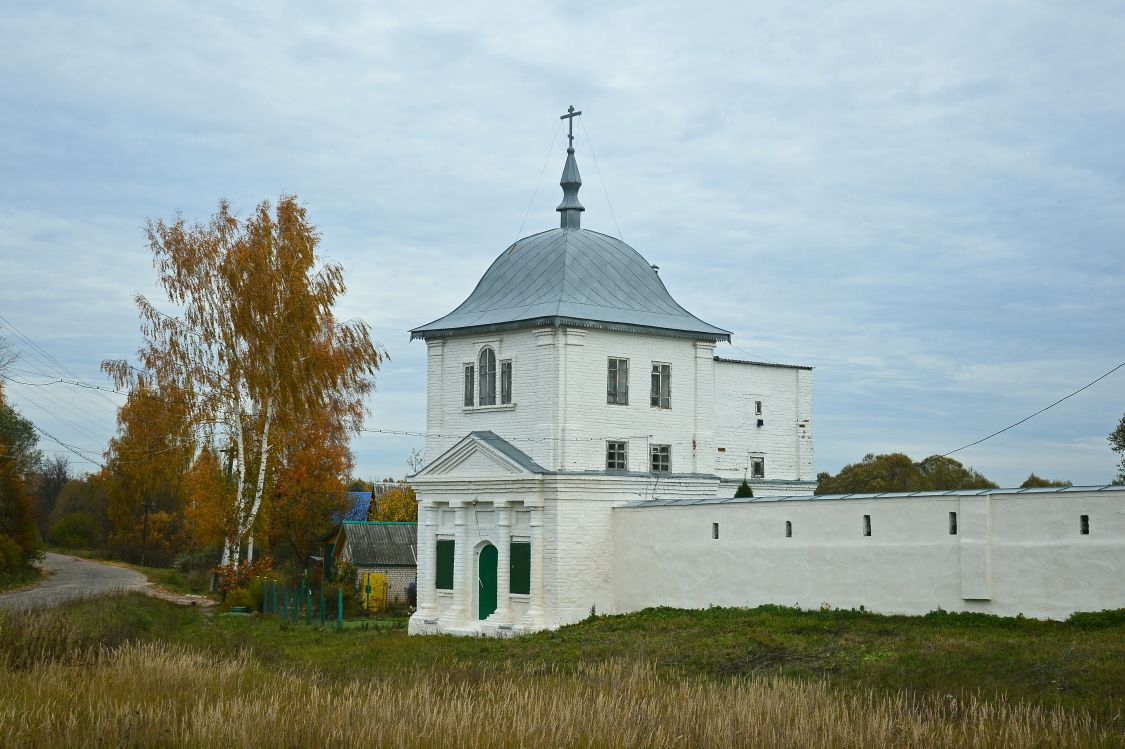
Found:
<box><xmin>1</xmin><ymin>0</ymin><xmax>1123</xmax><ymax>487</ymax></box>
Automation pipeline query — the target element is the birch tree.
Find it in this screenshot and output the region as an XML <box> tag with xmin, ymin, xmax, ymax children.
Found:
<box><xmin>104</xmin><ymin>196</ymin><xmax>383</xmax><ymax>571</ymax></box>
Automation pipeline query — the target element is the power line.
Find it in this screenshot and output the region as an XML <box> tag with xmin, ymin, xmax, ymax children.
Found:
<box><xmin>513</xmin><ymin>118</ymin><xmax>564</xmax><ymax>245</ymax></box>
<box><xmin>942</xmin><ymin>359</ymin><xmax>1125</xmax><ymax>458</ymax></box>
<box><xmin>578</xmin><ymin>117</ymin><xmax>624</xmax><ymax>241</ymax></box>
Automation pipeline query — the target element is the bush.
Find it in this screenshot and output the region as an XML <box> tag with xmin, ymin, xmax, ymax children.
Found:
<box><xmin>50</xmin><ymin>512</ymin><xmax>97</xmax><ymax>549</ymax></box>
<box><xmin>0</xmin><ymin>534</ymin><xmax>23</xmax><ymax>572</ymax></box>
<box><xmin>218</xmin><ymin>587</ymin><xmax>256</xmax><ymax>613</ymax></box>
<box><xmin>173</xmin><ymin>546</ymin><xmax>222</xmax><ymax>573</ymax></box>
<box><xmin>734</xmin><ymin>480</ymin><xmax>753</xmax><ymax>498</ymax></box>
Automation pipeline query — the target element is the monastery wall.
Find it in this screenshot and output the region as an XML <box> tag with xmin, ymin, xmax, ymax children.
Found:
<box><xmin>612</xmin><ymin>488</ymin><xmax>1125</xmax><ymax>620</ymax></box>
<box><xmin>712</xmin><ymin>360</ymin><xmax>814</xmax><ymax>484</ymax></box>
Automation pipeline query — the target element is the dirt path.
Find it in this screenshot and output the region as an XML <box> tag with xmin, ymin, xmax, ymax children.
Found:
<box><xmin>0</xmin><ymin>552</ymin><xmax>214</xmax><ymax>611</ymax></box>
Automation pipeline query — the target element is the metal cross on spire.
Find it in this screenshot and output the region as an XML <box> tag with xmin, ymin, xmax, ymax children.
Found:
<box><xmin>560</xmin><ymin>105</ymin><xmax>582</xmax><ymax>149</ymax></box>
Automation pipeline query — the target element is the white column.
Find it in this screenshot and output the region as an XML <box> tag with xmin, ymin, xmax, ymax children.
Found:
<box><xmin>414</xmin><ymin>501</ymin><xmax>439</xmax><ymax>617</ymax></box>
<box><xmin>489</xmin><ymin>501</ymin><xmax>513</xmax><ymax>624</ymax></box>
<box><xmin>520</xmin><ymin>504</ymin><xmax>548</xmax><ymax>630</ymax></box>
<box><xmin>439</xmin><ymin>500</ymin><xmax>470</xmax><ymax>627</ymax></box>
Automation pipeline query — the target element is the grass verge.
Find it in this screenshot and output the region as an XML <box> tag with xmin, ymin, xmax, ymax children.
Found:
<box><xmin>1</xmin><ymin>595</ymin><xmax>1122</xmax><ymax>747</ymax></box>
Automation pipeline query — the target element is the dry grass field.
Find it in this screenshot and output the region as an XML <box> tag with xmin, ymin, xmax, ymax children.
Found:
<box><xmin>1</xmin><ymin>596</ymin><xmax>1122</xmax><ymax>748</ymax></box>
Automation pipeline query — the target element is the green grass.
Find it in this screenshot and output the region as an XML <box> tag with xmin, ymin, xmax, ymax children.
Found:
<box><xmin>14</xmin><ymin>594</ymin><xmax>1122</xmax><ymax>728</ymax></box>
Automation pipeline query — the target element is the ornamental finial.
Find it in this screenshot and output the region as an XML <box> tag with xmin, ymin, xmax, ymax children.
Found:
<box><xmin>557</xmin><ymin>106</ymin><xmax>585</xmax><ymax>229</ymax></box>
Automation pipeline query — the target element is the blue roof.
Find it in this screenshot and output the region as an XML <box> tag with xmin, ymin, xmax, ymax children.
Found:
<box><xmin>339</xmin><ymin>492</ymin><xmax>371</xmax><ymax>522</ymax></box>
<box><xmin>411</xmin><ymin>228</ymin><xmax>730</xmax><ymax>342</ymax></box>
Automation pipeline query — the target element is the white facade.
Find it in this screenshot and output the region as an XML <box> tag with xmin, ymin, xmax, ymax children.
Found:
<box><xmin>613</xmin><ymin>487</ymin><xmax>1125</xmax><ymax>620</ymax></box>
<box><xmin>423</xmin><ymin>329</ymin><xmax>814</xmax><ymax>481</ymax></box>
<box><xmin>409</xmin><ymin>325</ymin><xmax>811</xmax><ymax>636</ymax></box>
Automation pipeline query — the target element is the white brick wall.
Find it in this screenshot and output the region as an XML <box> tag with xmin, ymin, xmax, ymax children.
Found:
<box><xmin>425</xmin><ymin>328</ymin><xmax>814</xmax><ymax>482</ymax></box>
<box><xmin>613</xmin><ymin>488</ymin><xmax>1125</xmax><ymax>619</ymax></box>
<box><xmin>712</xmin><ymin>360</ymin><xmax>814</xmax><ymax>485</ymax></box>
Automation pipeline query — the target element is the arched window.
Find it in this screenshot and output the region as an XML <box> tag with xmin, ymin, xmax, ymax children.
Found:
<box><xmin>478</xmin><ymin>348</ymin><xmax>497</xmax><ymax>406</ymax></box>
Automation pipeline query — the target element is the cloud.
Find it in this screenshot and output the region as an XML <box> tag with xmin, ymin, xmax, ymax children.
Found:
<box><xmin>2</xmin><ymin>0</ymin><xmax>1123</xmax><ymax>485</ymax></box>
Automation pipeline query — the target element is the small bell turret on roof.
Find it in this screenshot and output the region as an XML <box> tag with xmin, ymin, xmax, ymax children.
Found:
<box><xmin>556</xmin><ymin>105</ymin><xmax>584</xmax><ymax>229</ymax></box>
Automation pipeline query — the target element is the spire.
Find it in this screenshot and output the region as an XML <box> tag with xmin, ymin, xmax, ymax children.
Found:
<box><xmin>556</xmin><ymin>106</ymin><xmax>584</xmax><ymax>229</ymax></box>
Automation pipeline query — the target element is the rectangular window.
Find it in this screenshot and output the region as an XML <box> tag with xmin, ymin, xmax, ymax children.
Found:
<box><xmin>510</xmin><ymin>541</ymin><xmax>531</xmax><ymax>594</ymax></box>
<box><xmin>463</xmin><ymin>365</ymin><xmax>474</xmax><ymax>407</ymax></box>
<box><xmin>607</xmin><ymin>357</ymin><xmax>629</xmax><ymax>405</ymax></box>
<box><xmin>500</xmin><ymin>360</ymin><xmax>512</xmax><ymax>405</ymax></box>
<box><xmin>750</xmin><ymin>457</ymin><xmax>765</xmax><ymax>479</ymax></box>
<box><xmin>785</xmin><ymin>520</ymin><xmax>792</xmax><ymax>538</ymax></box>
<box><xmin>712</xmin><ymin>522</ymin><xmax>719</xmax><ymax>539</ymax></box>
<box><xmin>650</xmin><ymin>363</ymin><xmax>671</xmax><ymax>409</ymax></box>
<box><xmin>650</xmin><ymin>444</ymin><xmax>671</xmax><ymax>472</ymax></box>
<box><xmin>435</xmin><ymin>539</ymin><xmax>455</xmax><ymax>590</ymax></box>
<box><xmin>949</xmin><ymin>511</ymin><xmax>958</xmax><ymax>535</ymax></box>
<box><xmin>1080</xmin><ymin>515</ymin><xmax>1089</xmax><ymax>535</ymax></box>
<box><xmin>606</xmin><ymin>440</ymin><xmax>627</xmax><ymax>470</ymax></box>
<box><xmin>863</xmin><ymin>515</ymin><xmax>872</xmax><ymax>537</ymax></box>
<box><xmin>755</xmin><ymin>400</ymin><xmax>763</xmax><ymax>416</ymax></box>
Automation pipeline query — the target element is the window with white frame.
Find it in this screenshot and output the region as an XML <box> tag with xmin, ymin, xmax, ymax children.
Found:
<box><xmin>750</xmin><ymin>457</ymin><xmax>765</xmax><ymax>479</ymax></box>
<box><xmin>650</xmin><ymin>363</ymin><xmax>671</xmax><ymax>409</ymax></box>
<box><xmin>607</xmin><ymin>358</ymin><xmax>629</xmax><ymax>405</ymax></box>
<box><xmin>463</xmin><ymin>364</ymin><xmax>474</xmax><ymax>407</ymax></box>
<box><xmin>478</xmin><ymin>348</ymin><xmax>497</xmax><ymax>406</ymax></box>
<box><xmin>650</xmin><ymin>444</ymin><xmax>671</xmax><ymax>472</ymax></box>
<box><xmin>606</xmin><ymin>441</ymin><xmax>627</xmax><ymax>470</ymax></box>
<box><xmin>500</xmin><ymin>360</ymin><xmax>512</xmax><ymax>405</ymax></box>
<box><xmin>755</xmin><ymin>400</ymin><xmax>763</xmax><ymax>416</ymax></box>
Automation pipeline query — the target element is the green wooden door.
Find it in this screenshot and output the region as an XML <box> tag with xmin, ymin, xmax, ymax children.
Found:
<box><xmin>478</xmin><ymin>544</ymin><xmax>497</xmax><ymax>620</ymax></box>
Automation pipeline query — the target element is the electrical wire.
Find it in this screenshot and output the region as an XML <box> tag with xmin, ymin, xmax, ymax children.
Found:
<box><xmin>941</xmin><ymin>359</ymin><xmax>1125</xmax><ymax>457</ymax></box>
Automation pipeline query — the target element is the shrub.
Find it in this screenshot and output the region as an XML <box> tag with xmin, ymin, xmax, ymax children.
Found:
<box><xmin>50</xmin><ymin>512</ymin><xmax>97</xmax><ymax>549</ymax></box>
<box><xmin>219</xmin><ymin>587</ymin><xmax>256</xmax><ymax>613</ymax></box>
<box><xmin>734</xmin><ymin>480</ymin><xmax>753</xmax><ymax>498</ymax></box>
<box><xmin>0</xmin><ymin>534</ymin><xmax>23</xmax><ymax>572</ymax></box>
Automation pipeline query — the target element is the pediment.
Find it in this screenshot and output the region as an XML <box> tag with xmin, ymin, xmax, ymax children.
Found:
<box><xmin>414</xmin><ymin>431</ymin><xmax>545</xmax><ymax>480</ymax></box>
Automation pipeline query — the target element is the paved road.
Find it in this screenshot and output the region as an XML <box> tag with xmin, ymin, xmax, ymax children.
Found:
<box><xmin>0</xmin><ymin>552</ymin><xmax>148</xmax><ymax>611</ymax></box>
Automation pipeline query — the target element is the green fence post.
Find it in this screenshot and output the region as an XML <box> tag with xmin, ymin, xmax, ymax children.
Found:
<box><xmin>272</xmin><ymin>580</ymin><xmax>279</xmax><ymax>616</ymax></box>
<box><xmin>337</xmin><ymin>586</ymin><xmax>343</xmax><ymax>632</ymax></box>
<box><xmin>319</xmin><ymin>585</ymin><xmax>325</xmax><ymax>626</ymax></box>
<box><xmin>291</xmin><ymin>586</ymin><xmax>297</xmax><ymax>622</ymax></box>
<box><xmin>306</xmin><ymin>589</ymin><xmax>312</xmax><ymax>624</ymax></box>
<box><xmin>284</xmin><ymin>585</ymin><xmax>290</xmax><ymax>622</ymax></box>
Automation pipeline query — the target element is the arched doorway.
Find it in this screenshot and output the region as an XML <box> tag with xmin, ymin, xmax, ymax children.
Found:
<box><xmin>478</xmin><ymin>543</ymin><xmax>497</xmax><ymax>620</ymax></box>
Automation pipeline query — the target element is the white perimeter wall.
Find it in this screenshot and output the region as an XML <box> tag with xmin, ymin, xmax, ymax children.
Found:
<box><xmin>612</xmin><ymin>489</ymin><xmax>1125</xmax><ymax>620</ymax></box>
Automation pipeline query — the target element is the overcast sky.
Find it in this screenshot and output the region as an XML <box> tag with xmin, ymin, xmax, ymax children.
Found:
<box><xmin>2</xmin><ymin>0</ymin><xmax>1123</xmax><ymax>486</ymax></box>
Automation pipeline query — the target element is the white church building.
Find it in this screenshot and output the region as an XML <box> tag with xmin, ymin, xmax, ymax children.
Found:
<box><xmin>407</xmin><ymin>112</ymin><xmax>1125</xmax><ymax>636</ymax></box>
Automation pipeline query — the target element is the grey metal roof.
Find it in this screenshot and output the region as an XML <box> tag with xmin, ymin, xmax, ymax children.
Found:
<box><xmin>623</xmin><ymin>484</ymin><xmax>1125</xmax><ymax>508</ymax></box>
<box><xmin>714</xmin><ymin>356</ymin><xmax>813</xmax><ymax>371</ymax></box>
<box><xmin>411</xmin><ymin>228</ymin><xmax>731</xmax><ymax>342</ymax></box>
<box><xmin>340</xmin><ymin>522</ymin><xmax>417</xmax><ymax>566</ymax></box>
<box><xmin>470</xmin><ymin>431</ymin><xmax>547</xmax><ymax>473</ymax></box>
